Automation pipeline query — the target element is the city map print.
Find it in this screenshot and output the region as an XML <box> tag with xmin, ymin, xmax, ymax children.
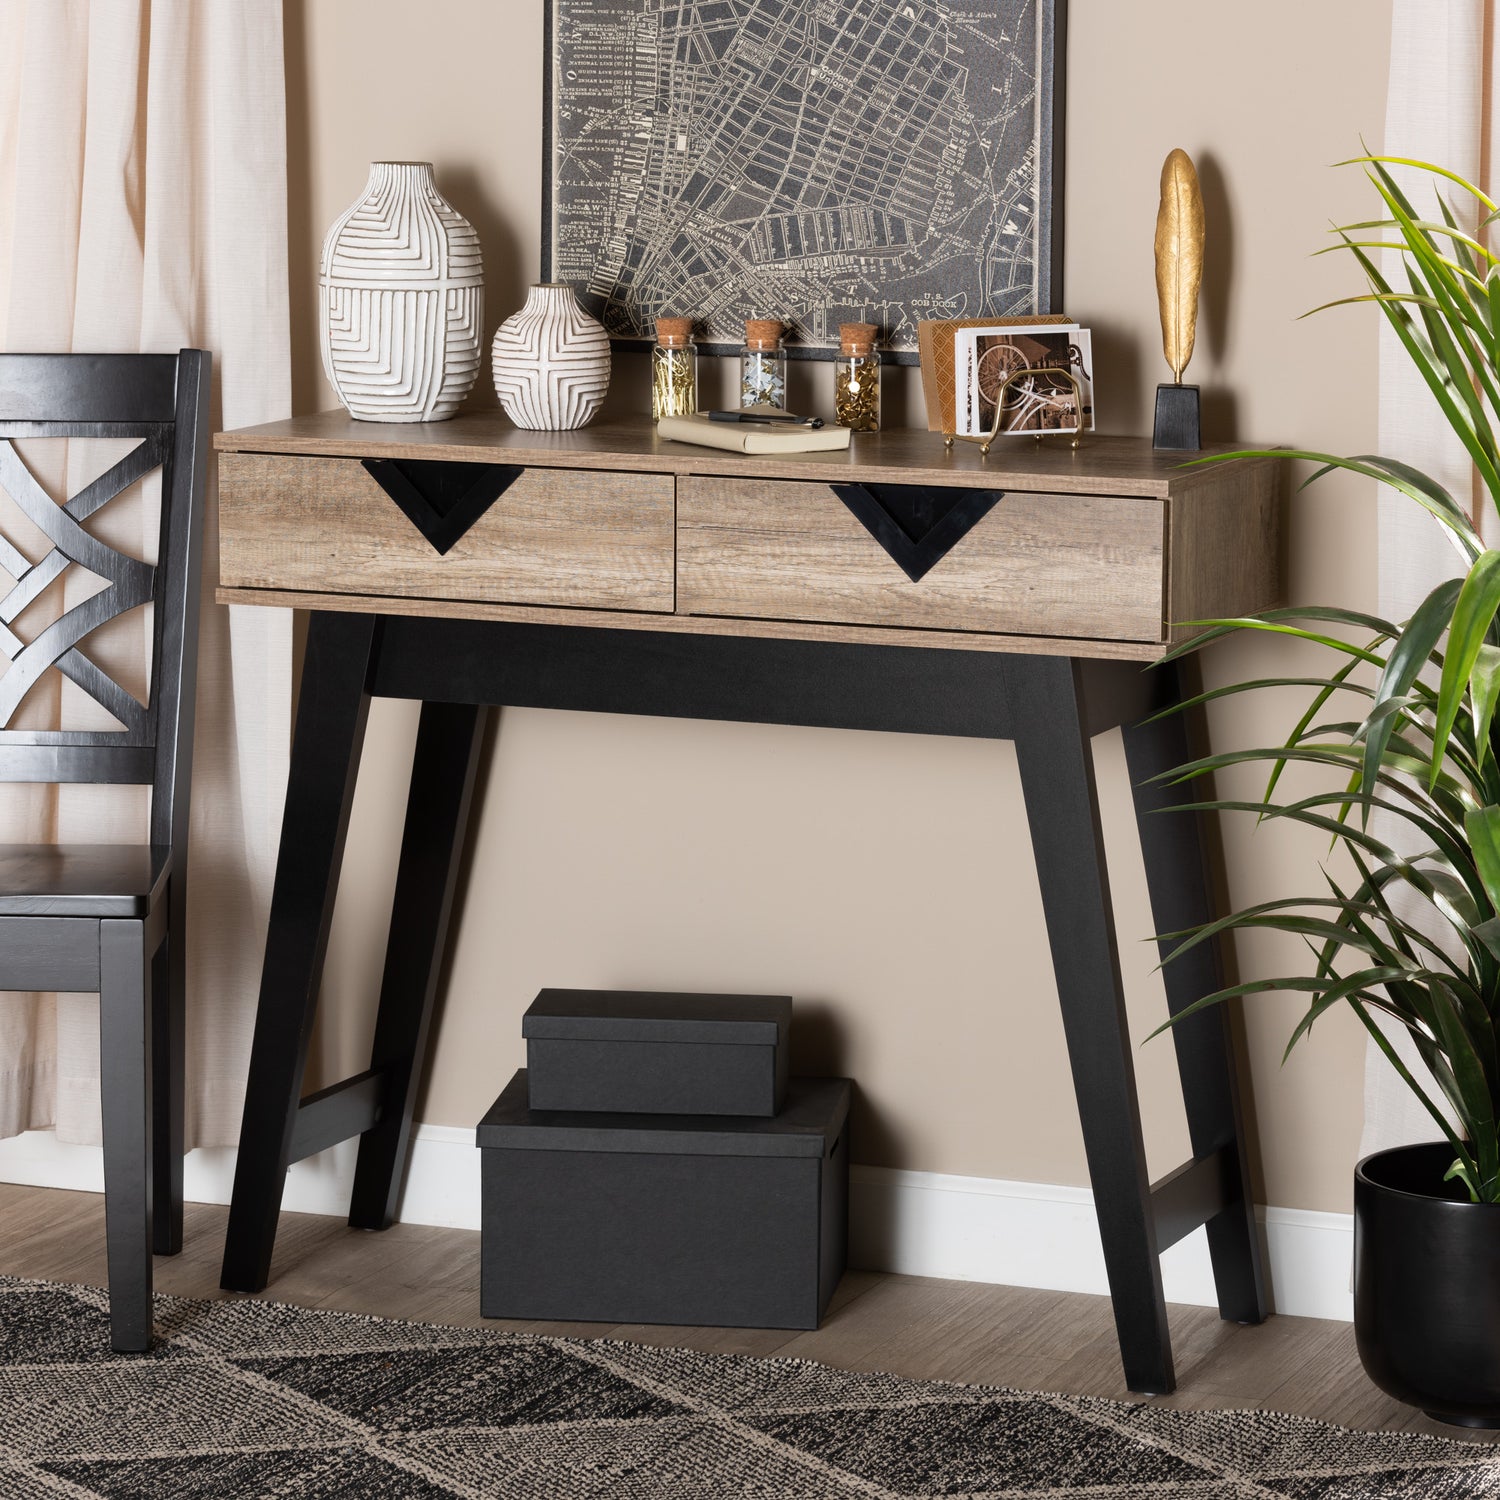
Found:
<box><xmin>546</xmin><ymin>0</ymin><xmax>1061</xmax><ymax>358</ymax></box>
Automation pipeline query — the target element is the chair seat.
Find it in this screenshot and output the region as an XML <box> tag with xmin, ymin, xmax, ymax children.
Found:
<box><xmin>0</xmin><ymin>844</ymin><xmax>171</xmax><ymax>917</ymax></box>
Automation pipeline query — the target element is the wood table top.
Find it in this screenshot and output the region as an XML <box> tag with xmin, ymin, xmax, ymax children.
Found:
<box><xmin>214</xmin><ymin>411</ymin><xmax>1276</xmax><ymax>498</ymax></box>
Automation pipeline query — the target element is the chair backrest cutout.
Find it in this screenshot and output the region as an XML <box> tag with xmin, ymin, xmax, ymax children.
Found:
<box><xmin>0</xmin><ymin>351</ymin><xmax>211</xmax><ymax>849</ymax></box>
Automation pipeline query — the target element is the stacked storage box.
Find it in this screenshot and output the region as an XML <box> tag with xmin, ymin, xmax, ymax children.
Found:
<box><xmin>477</xmin><ymin>989</ymin><xmax>850</xmax><ymax>1330</ymax></box>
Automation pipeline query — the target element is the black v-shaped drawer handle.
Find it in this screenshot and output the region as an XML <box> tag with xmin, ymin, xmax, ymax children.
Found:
<box><xmin>829</xmin><ymin>482</ymin><xmax>1005</xmax><ymax>582</ymax></box>
<box><xmin>363</xmin><ymin>458</ymin><xmax>526</xmax><ymax>555</ymax></box>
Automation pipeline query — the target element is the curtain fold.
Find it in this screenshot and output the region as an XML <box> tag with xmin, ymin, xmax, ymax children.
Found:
<box><xmin>1359</xmin><ymin>0</ymin><xmax>1497</xmax><ymax>1159</ymax></box>
<box><xmin>0</xmin><ymin>0</ymin><xmax>291</xmax><ymax>1148</ymax></box>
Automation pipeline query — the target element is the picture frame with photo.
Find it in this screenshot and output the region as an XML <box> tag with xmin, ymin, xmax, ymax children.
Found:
<box><xmin>956</xmin><ymin>324</ymin><xmax>1094</xmax><ymax>437</ymax></box>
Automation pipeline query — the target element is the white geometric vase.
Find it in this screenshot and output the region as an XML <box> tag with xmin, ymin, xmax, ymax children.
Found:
<box><xmin>319</xmin><ymin>161</ymin><xmax>483</xmax><ymax>422</ymax></box>
<box><xmin>491</xmin><ymin>283</ymin><xmax>611</xmax><ymax>430</ymax></box>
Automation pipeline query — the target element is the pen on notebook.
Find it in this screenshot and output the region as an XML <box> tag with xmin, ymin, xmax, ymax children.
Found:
<box><xmin>706</xmin><ymin>409</ymin><xmax>825</xmax><ymax>429</ymax></box>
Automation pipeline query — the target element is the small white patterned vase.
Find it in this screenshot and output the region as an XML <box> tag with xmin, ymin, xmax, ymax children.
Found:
<box><xmin>320</xmin><ymin>162</ymin><xmax>484</xmax><ymax>422</ymax></box>
<box><xmin>491</xmin><ymin>283</ymin><xmax>611</xmax><ymax>430</ymax></box>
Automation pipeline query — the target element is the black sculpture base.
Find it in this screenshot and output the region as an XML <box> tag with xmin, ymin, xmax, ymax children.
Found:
<box><xmin>1153</xmin><ymin>384</ymin><xmax>1202</xmax><ymax>452</ymax></box>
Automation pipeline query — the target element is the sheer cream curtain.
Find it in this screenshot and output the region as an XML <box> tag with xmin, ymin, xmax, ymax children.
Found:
<box><xmin>0</xmin><ymin>0</ymin><xmax>291</xmax><ymax>1148</ymax></box>
<box><xmin>1359</xmin><ymin>0</ymin><xmax>1500</xmax><ymax>1157</ymax></box>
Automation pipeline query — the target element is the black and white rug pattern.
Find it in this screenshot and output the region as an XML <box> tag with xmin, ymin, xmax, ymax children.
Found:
<box><xmin>0</xmin><ymin>1276</ymin><xmax>1497</xmax><ymax>1498</ymax></box>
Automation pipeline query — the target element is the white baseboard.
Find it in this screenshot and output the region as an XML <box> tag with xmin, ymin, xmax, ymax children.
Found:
<box><xmin>848</xmin><ymin>1165</ymin><xmax>1353</xmax><ymax>1322</ymax></box>
<box><xmin>0</xmin><ymin>1124</ymin><xmax>476</xmax><ymax>1224</ymax></box>
<box><xmin>0</xmin><ymin>1128</ymin><xmax>1353</xmax><ymax>1322</ymax></box>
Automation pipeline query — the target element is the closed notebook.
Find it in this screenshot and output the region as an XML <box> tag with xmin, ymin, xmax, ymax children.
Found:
<box><xmin>657</xmin><ymin>413</ymin><xmax>851</xmax><ymax>455</ymax></box>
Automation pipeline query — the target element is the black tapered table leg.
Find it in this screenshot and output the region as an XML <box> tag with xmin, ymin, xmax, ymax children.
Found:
<box><xmin>220</xmin><ymin>611</ymin><xmax>379</xmax><ymax>1293</ymax></box>
<box><xmin>1005</xmin><ymin>656</ymin><xmax>1174</xmax><ymax>1394</ymax></box>
<box><xmin>150</xmin><ymin>901</ymin><xmax>182</xmax><ymax>1256</ymax></box>
<box><xmin>349</xmin><ymin>701</ymin><xmax>490</xmax><ymax>1230</ymax></box>
<box><xmin>1122</xmin><ymin>659</ymin><xmax>1269</xmax><ymax>1326</ymax></box>
<box><xmin>100</xmin><ymin>917</ymin><xmax>153</xmax><ymax>1352</ymax></box>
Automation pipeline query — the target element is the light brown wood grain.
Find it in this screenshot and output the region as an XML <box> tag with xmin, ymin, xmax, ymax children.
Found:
<box><xmin>213</xmin><ymin>410</ymin><xmax>1272</xmax><ymax>499</ymax></box>
<box><xmin>214</xmin><ymin>420</ymin><xmax>1285</xmax><ymax>662</ymax></box>
<box><xmin>677</xmin><ymin>476</ymin><xmax>1168</xmax><ymax>643</ymax></box>
<box><xmin>214</xmin><ymin>584</ymin><xmax>1170</xmax><ymax>661</ymax></box>
<box><xmin>218</xmin><ymin>452</ymin><xmax>676</xmax><ymax>612</ymax></box>
<box><xmin>1166</xmin><ymin>459</ymin><xmax>1282</xmax><ymax>638</ymax></box>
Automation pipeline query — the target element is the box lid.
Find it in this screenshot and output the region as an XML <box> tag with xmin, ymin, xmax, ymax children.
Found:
<box><xmin>477</xmin><ymin>1070</ymin><xmax>849</xmax><ymax>1159</ymax></box>
<box><xmin>521</xmin><ymin>989</ymin><xmax>792</xmax><ymax>1046</ymax></box>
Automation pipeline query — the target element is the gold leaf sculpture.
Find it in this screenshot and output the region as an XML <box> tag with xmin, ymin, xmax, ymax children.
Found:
<box><xmin>1154</xmin><ymin>148</ymin><xmax>1205</xmax><ymax>383</ymax></box>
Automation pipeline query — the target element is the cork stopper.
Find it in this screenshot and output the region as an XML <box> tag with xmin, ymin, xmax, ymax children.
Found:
<box><xmin>656</xmin><ymin>316</ymin><xmax>693</xmax><ymax>348</ymax></box>
<box><xmin>840</xmin><ymin>322</ymin><xmax>878</xmax><ymax>355</ymax></box>
<box><xmin>744</xmin><ymin>318</ymin><xmax>784</xmax><ymax>350</ymax></box>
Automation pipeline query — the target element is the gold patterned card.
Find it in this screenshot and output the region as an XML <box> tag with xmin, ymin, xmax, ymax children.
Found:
<box><xmin>917</xmin><ymin>315</ymin><xmax>1074</xmax><ymax>434</ymax></box>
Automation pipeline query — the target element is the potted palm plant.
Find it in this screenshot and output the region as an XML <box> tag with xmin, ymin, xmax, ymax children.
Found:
<box><xmin>1156</xmin><ymin>154</ymin><xmax>1500</xmax><ymax>1427</ymax></box>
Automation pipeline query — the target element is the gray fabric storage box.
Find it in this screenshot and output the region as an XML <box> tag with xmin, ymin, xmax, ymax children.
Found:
<box><xmin>521</xmin><ymin>988</ymin><xmax>792</xmax><ymax>1116</ymax></box>
<box><xmin>478</xmin><ymin>1068</ymin><xmax>849</xmax><ymax>1329</ymax></box>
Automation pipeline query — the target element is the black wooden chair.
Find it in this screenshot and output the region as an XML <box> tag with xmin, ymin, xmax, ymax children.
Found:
<box><xmin>0</xmin><ymin>351</ymin><xmax>210</xmax><ymax>1350</ymax></box>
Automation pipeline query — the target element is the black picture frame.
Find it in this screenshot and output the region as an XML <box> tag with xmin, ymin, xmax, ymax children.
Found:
<box><xmin>541</xmin><ymin>1</ymin><xmax>1067</xmax><ymax>365</ymax></box>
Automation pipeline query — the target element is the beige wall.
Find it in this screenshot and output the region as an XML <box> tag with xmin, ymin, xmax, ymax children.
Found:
<box><xmin>284</xmin><ymin>0</ymin><xmax>1392</xmax><ymax>1213</ymax></box>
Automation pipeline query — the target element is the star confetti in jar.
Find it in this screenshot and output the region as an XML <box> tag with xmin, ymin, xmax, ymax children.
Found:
<box><xmin>739</xmin><ymin>319</ymin><xmax>787</xmax><ymax>410</ymax></box>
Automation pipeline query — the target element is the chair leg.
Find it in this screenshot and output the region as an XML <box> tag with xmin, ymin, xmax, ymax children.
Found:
<box><xmin>151</xmin><ymin>912</ymin><xmax>183</xmax><ymax>1256</ymax></box>
<box><xmin>100</xmin><ymin>918</ymin><xmax>153</xmax><ymax>1353</ymax></box>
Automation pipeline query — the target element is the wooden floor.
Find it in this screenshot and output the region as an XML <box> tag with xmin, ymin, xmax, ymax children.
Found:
<box><xmin>1</xmin><ymin>1180</ymin><xmax>1492</xmax><ymax>1446</ymax></box>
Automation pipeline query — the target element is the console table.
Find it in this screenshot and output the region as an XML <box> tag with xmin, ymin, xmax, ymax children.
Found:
<box><xmin>213</xmin><ymin>411</ymin><xmax>1279</xmax><ymax>1394</ymax></box>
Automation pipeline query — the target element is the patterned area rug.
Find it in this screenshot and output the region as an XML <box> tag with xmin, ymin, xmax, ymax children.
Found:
<box><xmin>0</xmin><ymin>1276</ymin><xmax>1496</xmax><ymax>1498</ymax></box>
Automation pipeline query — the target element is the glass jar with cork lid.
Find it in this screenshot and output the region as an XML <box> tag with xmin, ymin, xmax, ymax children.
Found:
<box><xmin>651</xmin><ymin>316</ymin><xmax>697</xmax><ymax>419</ymax></box>
<box><xmin>739</xmin><ymin>319</ymin><xmax>787</xmax><ymax>410</ymax></box>
<box><xmin>835</xmin><ymin>322</ymin><xmax>880</xmax><ymax>431</ymax></box>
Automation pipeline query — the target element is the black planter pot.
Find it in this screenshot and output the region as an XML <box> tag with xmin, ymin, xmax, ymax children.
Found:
<box><xmin>1354</xmin><ymin>1142</ymin><xmax>1500</xmax><ymax>1427</ymax></box>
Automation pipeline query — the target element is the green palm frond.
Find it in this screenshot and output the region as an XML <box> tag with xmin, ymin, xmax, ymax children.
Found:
<box><xmin>1155</xmin><ymin>156</ymin><xmax>1500</xmax><ymax>1200</ymax></box>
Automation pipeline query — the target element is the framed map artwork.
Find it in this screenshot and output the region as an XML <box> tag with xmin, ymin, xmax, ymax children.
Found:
<box><xmin>542</xmin><ymin>0</ymin><xmax>1066</xmax><ymax>363</ymax></box>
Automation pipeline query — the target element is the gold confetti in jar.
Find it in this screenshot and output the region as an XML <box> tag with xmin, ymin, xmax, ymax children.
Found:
<box><xmin>651</xmin><ymin>316</ymin><xmax>697</xmax><ymax>419</ymax></box>
<box><xmin>835</xmin><ymin>323</ymin><xmax>880</xmax><ymax>431</ymax></box>
<box><xmin>739</xmin><ymin>319</ymin><xmax>787</xmax><ymax>410</ymax></box>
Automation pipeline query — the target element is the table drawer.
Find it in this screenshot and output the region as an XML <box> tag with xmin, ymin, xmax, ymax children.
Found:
<box><xmin>677</xmin><ymin>477</ymin><xmax>1166</xmax><ymax>641</ymax></box>
<box><xmin>219</xmin><ymin>452</ymin><xmax>675</xmax><ymax>612</ymax></box>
